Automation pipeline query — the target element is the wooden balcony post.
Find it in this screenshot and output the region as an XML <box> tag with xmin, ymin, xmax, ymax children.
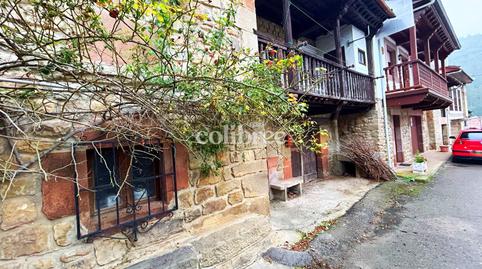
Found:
<box><xmin>282</xmin><ymin>0</ymin><xmax>293</xmax><ymax>47</ymax></box>
<box><xmin>434</xmin><ymin>48</ymin><xmax>440</xmax><ymax>74</ymax></box>
<box><xmin>334</xmin><ymin>17</ymin><xmax>345</xmax><ymax>97</ymax></box>
<box><xmin>424</xmin><ymin>36</ymin><xmax>431</xmax><ymax>65</ymax></box>
<box><xmin>409</xmin><ymin>26</ymin><xmax>420</xmax><ymax>86</ymax></box>
<box><xmin>409</xmin><ymin>26</ymin><xmax>418</xmax><ymax>60</ymax></box>
<box><xmin>282</xmin><ymin>0</ymin><xmax>296</xmax><ymax>89</ymax></box>
<box><xmin>441</xmin><ymin>57</ymin><xmax>446</xmax><ymax>78</ymax></box>
<box><xmin>334</xmin><ymin>17</ymin><xmax>343</xmax><ymax>65</ymax></box>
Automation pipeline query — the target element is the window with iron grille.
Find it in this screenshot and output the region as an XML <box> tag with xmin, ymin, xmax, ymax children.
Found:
<box><xmin>73</xmin><ymin>141</ymin><xmax>178</xmax><ymax>241</ymax></box>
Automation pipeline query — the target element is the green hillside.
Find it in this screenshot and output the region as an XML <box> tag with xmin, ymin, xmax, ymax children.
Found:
<box><xmin>448</xmin><ymin>35</ymin><xmax>482</xmax><ymax>116</ymax></box>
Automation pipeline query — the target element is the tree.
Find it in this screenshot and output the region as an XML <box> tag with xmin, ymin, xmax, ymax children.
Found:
<box><xmin>0</xmin><ymin>0</ymin><xmax>320</xmax><ymax>187</ymax></box>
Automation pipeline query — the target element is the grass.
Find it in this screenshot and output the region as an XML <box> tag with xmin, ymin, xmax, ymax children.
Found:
<box><xmin>397</xmin><ymin>171</ymin><xmax>434</xmax><ymax>183</ymax></box>
<box><xmin>291</xmin><ymin>220</ymin><xmax>337</xmax><ymax>252</ymax></box>
<box><xmin>389</xmin><ymin>180</ymin><xmax>426</xmax><ymax>198</ymax></box>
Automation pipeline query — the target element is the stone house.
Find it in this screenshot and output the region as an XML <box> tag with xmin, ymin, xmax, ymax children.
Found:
<box><xmin>0</xmin><ymin>1</ymin><xmax>467</xmax><ymax>269</ymax></box>
<box><xmin>378</xmin><ymin>0</ymin><xmax>461</xmax><ymax>164</ymax></box>
<box><xmin>255</xmin><ymin>0</ymin><xmax>395</xmax><ymax>179</ymax></box>
<box><xmin>444</xmin><ymin>66</ymin><xmax>473</xmax><ymax>140</ymax></box>
<box><xmin>422</xmin><ymin>66</ymin><xmax>473</xmax><ymax>148</ymax></box>
<box><xmin>0</xmin><ymin>0</ymin><xmax>397</xmax><ymax>268</ymax></box>
<box><xmin>0</xmin><ymin>1</ymin><xmax>277</xmax><ymax>268</ymax></box>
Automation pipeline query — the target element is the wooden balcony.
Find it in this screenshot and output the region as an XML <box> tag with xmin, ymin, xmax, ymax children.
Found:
<box><xmin>258</xmin><ymin>38</ymin><xmax>375</xmax><ymax>114</ymax></box>
<box><xmin>384</xmin><ymin>59</ymin><xmax>452</xmax><ymax>110</ymax></box>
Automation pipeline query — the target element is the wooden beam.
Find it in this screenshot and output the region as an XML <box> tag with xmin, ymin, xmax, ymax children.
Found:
<box><xmin>424</xmin><ymin>36</ymin><xmax>431</xmax><ymax>65</ymax></box>
<box><xmin>352</xmin><ymin>1</ymin><xmax>381</xmax><ymax>31</ymax></box>
<box><xmin>434</xmin><ymin>48</ymin><xmax>440</xmax><ymax>74</ymax></box>
<box><xmin>282</xmin><ymin>0</ymin><xmax>293</xmax><ymax>47</ymax></box>
<box><xmin>441</xmin><ymin>57</ymin><xmax>446</xmax><ymax>78</ymax></box>
<box><xmin>409</xmin><ymin>26</ymin><xmax>420</xmax><ymax>86</ymax></box>
<box><xmin>334</xmin><ymin>17</ymin><xmax>342</xmax><ymax>65</ymax></box>
<box><xmin>409</xmin><ymin>26</ymin><xmax>418</xmax><ymax>60</ymax></box>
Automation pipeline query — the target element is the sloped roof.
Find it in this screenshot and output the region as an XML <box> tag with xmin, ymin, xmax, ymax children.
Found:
<box><xmin>446</xmin><ymin>66</ymin><xmax>473</xmax><ymax>87</ymax></box>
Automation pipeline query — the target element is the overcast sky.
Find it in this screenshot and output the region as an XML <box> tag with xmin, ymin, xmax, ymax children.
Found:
<box><xmin>441</xmin><ymin>0</ymin><xmax>482</xmax><ymax>37</ymax></box>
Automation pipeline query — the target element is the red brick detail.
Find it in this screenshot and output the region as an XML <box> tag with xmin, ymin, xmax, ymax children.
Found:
<box><xmin>267</xmin><ymin>157</ymin><xmax>277</xmax><ymax>170</ymax></box>
<box><xmin>244</xmin><ymin>0</ymin><xmax>255</xmax><ymax>11</ymax></box>
<box><xmin>267</xmin><ymin>156</ymin><xmax>278</xmax><ymax>181</ymax></box>
<box><xmin>74</xmin><ymin>129</ymin><xmax>105</xmax><ymax>141</ymax></box>
<box><xmin>317</xmin><ymin>148</ymin><xmax>330</xmax><ymax>178</ymax></box>
<box><xmin>175</xmin><ymin>143</ymin><xmax>189</xmax><ymax>190</ymax></box>
<box><xmin>283</xmin><ymin>157</ymin><xmax>292</xmax><ymax>180</ymax></box>
<box><xmin>163</xmin><ymin>143</ymin><xmax>189</xmax><ymax>191</ymax></box>
<box><xmin>41</xmin><ymin>151</ymin><xmax>87</xmax><ymax>220</ymax></box>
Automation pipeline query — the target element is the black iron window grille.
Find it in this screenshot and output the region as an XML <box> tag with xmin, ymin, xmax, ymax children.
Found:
<box><xmin>73</xmin><ymin>141</ymin><xmax>178</xmax><ymax>241</ymax></box>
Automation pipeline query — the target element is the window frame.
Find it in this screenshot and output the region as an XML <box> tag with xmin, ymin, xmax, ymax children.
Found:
<box><xmin>358</xmin><ymin>49</ymin><xmax>367</xmax><ymax>66</ymax></box>
<box><xmin>73</xmin><ymin>140</ymin><xmax>179</xmax><ymax>240</ymax></box>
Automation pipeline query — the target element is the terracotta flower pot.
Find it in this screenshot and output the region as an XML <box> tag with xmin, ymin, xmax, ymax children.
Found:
<box><xmin>440</xmin><ymin>145</ymin><xmax>449</xmax><ymax>152</ymax></box>
<box><xmin>284</xmin><ymin>135</ymin><xmax>293</xmax><ymax>147</ymax></box>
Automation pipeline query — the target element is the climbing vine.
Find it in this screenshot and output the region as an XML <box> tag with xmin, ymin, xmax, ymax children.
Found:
<box><xmin>0</xmin><ymin>0</ymin><xmax>323</xmax><ymax>180</ymax></box>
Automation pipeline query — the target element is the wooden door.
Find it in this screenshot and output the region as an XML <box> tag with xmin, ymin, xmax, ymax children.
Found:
<box><xmin>415</xmin><ymin>116</ymin><xmax>424</xmax><ymax>153</ymax></box>
<box><xmin>291</xmin><ymin>148</ymin><xmax>302</xmax><ymax>178</ymax></box>
<box><xmin>302</xmin><ymin>149</ymin><xmax>318</xmax><ymax>182</ymax></box>
<box><xmin>410</xmin><ymin>116</ymin><xmax>424</xmax><ymax>154</ymax></box>
<box><xmin>291</xmin><ymin>147</ymin><xmax>317</xmax><ymax>181</ymax></box>
<box><xmin>393</xmin><ymin>115</ymin><xmax>404</xmax><ymax>163</ymax></box>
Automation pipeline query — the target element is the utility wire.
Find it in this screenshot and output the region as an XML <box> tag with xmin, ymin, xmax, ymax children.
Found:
<box><xmin>289</xmin><ymin>0</ymin><xmax>353</xmax><ymax>65</ymax></box>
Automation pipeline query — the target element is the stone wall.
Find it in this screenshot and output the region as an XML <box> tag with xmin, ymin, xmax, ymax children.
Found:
<box><xmin>386</xmin><ymin>107</ymin><xmax>436</xmax><ymax>163</ymax></box>
<box><xmin>422</xmin><ymin>111</ymin><xmax>431</xmax><ymax>152</ymax></box>
<box><xmin>339</xmin><ymin>101</ymin><xmax>388</xmax><ymax>157</ymax></box>
<box><xmin>0</xmin><ymin>126</ymin><xmax>273</xmax><ymax>269</ymax></box>
<box><xmin>0</xmin><ymin>1</ymin><xmax>278</xmax><ymax>268</ymax></box>
<box><xmin>312</xmin><ymin>117</ymin><xmax>338</xmax><ymax>175</ymax></box>
<box><xmin>388</xmin><ymin>108</ymin><xmax>416</xmax><ymax>163</ymax></box>
<box><xmin>336</xmin><ymin>101</ymin><xmax>388</xmax><ymax>173</ymax></box>
<box><xmin>451</xmin><ymin>120</ymin><xmax>464</xmax><ymax>136</ymax></box>
<box><xmin>256</xmin><ymin>17</ymin><xmax>285</xmax><ymax>43</ymax></box>
<box><xmin>425</xmin><ymin>110</ymin><xmax>444</xmax><ymax>150</ymax></box>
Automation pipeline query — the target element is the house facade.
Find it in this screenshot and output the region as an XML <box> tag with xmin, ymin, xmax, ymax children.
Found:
<box><xmin>443</xmin><ymin>66</ymin><xmax>473</xmax><ymax>141</ymax></box>
<box><xmin>0</xmin><ymin>0</ymin><xmax>468</xmax><ymax>269</ymax></box>
<box><xmin>378</xmin><ymin>0</ymin><xmax>460</xmax><ymax>164</ymax></box>
<box><xmin>0</xmin><ymin>1</ymin><xmax>278</xmax><ymax>268</ymax></box>
<box><xmin>256</xmin><ymin>0</ymin><xmax>395</xmax><ymax>178</ymax></box>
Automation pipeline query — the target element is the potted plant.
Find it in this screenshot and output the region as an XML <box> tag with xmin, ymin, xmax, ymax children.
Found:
<box><xmin>412</xmin><ymin>153</ymin><xmax>428</xmax><ymax>174</ymax></box>
<box><xmin>440</xmin><ymin>145</ymin><xmax>449</xmax><ymax>152</ymax></box>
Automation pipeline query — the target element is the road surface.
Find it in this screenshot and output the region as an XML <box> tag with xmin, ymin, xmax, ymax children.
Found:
<box><xmin>343</xmin><ymin>160</ymin><xmax>482</xmax><ymax>268</ymax></box>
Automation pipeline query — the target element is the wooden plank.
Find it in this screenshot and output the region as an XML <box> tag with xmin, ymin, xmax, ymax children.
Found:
<box><xmin>282</xmin><ymin>0</ymin><xmax>293</xmax><ymax>47</ymax></box>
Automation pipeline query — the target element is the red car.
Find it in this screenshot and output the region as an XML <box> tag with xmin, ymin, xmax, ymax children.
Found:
<box><xmin>451</xmin><ymin>129</ymin><xmax>482</xmax><ymax>161</ymax></box>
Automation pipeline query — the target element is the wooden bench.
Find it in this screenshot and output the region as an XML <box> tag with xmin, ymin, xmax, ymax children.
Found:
<box><xmin>269</xmin><ymin>177</ymin><xmax>303</xmax><ymax>201</ymax></box>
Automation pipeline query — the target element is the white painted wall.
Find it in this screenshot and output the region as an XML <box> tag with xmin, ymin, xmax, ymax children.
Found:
<box><xmin>315</xmin><ymin>25</ymin><xmax>369</xmax><ymax>75</ymax></box>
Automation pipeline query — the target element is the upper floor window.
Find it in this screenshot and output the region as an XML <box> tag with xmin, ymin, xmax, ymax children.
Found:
<box><xmin>358</xmin><ymin>49</ymin><xmax>367</xmax><ymax>66</ymax></box>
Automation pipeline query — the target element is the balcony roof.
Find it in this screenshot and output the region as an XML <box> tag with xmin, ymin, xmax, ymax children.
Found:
<box><xmin>446</xmin><ymin>66</ymin><xmax>474</xmax><ymax>87</ymax></box>
<box><xmin>414</xmin><ymin>0</ymin><xmax>460</xmax><ymax>56</ymax></box>
<box><xmin>255</xmin><ymin>0</ymin><xmax>395</xmax><ymax>40</ymax></box>
<box><xmin>390</xmin><ymin>0</ymin><xmax>460</xmax><ymax>60</ymax></box>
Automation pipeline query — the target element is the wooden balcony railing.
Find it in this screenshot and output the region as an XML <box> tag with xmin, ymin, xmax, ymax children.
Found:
<box><xmin>258</xmin><ymin>38</ymin><xmax>375</xmax><ymax>103</ymax></box>
<box><xmin>384</xmin><ymin>59</ymin><xmax>449</xmax><ymax>97</ymax></box>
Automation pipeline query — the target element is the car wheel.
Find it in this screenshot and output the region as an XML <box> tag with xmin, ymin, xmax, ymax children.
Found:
<box><xmin>452</xmin><ymin>156</ymin><xmax>459</xmax><ymax>163</ymax></box>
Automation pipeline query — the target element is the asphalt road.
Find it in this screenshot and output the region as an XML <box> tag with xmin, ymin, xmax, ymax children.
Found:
<box><xmin>343</xmin><ymin>160</ymin><xmax>482</xmax><ymax>269</ymax></box>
